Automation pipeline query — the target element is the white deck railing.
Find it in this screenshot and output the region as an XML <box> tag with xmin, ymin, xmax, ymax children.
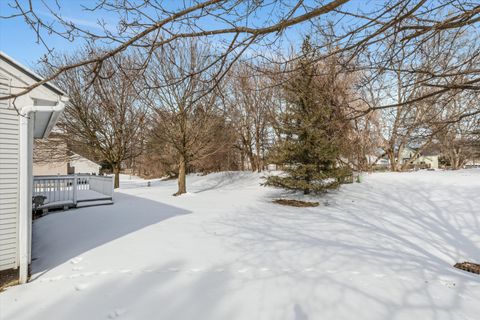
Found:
<box><xmin>32</xmin><ymin>175</ymin><xmax>114</xmax><ymax>209</ymax></box>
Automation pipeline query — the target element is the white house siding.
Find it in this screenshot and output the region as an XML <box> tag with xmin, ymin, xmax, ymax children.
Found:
<box><xmin>0</xmin><ymin>72</ymin><xmax>19</xmax><ymax>271</ymax></box>
<box><xmin>33</xmin><ymin>158</ymin><xmax>100</xmax><ymax>175</ymax></box>
<box><xmin>416</xmin><ymin>155</ymin><xmax>439</xmax><ymax>169</ymax></box>
<box><xmin>0</xmin><ymin>52</ymin><xmax>66</xmax><ymax>283</ymax></box>
<box><xmin>33</xmin><ymin>162</ymin><xmax>67</xmax><ymax>176</ymax></box>
<box><xmin>70</xmin><ymin>156</ymin><xmax>101</xmax><ymax>174</ymax></box>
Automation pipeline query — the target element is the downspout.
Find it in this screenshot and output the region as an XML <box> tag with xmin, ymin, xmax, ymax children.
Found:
<box><xmin>18</xmin><ymin>101</ymin><xmax>66</xmax><ymax>284</ymax></box>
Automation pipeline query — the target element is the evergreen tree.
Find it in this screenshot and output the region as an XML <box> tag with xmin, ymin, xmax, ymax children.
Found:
<box><xmin>265</xmin><ymin>37</ymin><xmax>352</xmax><ymax>194</ymax></box>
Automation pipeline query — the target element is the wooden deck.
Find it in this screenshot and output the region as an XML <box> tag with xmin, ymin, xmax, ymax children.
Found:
<box><xmin>33</xmin><ymin>175</ymin><xmax>114</xmax><ymax>211</ymax></box>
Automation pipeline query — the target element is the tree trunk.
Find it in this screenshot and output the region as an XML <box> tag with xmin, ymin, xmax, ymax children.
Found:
<box><xmin>388</xmin><ymin>150</ymin><xmax>397</xmax><ymax>172</ymax></box>
<box><xmin>255</xmin><ymin>133</ymin><xmax>262</xmax><ymax>173</ymax></box>
<box><xmin>113</xmin><ymin>163</ymin><xmax>121</xmax><ymax>189</ymax></box>
<box><xmin>304</xmin><ymin>176</ymin><xmax>311</xmax><ymax>195</ymax></box>
<box><xmin>248</xmin><ymin>152</ymin><xmax>256</xmax><ymax>172</ymax></box>
<box><xmin>240</xmin><ymin>152</ymin><xmax>245</xmax><ymax>171</ymax></box>
<box><xmin>175</xmin><ymin>156</ymin><xmax>187</xmax><ymax>196</ymax></box>
<box><xmin>452</xmin><ymin>154</ymin><xmax>460</xmax><ymax>170</ymax></box>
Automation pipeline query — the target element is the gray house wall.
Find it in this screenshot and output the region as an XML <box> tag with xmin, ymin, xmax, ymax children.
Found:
<box><xmin>0</xmin><ymin>72</ymin><xmax>19</xmax><ymax>271</ymax></box>
<box><xmin>0</xmin><ymin>52</ymin><xmax>66</xmax><ymax>283</ymax></box>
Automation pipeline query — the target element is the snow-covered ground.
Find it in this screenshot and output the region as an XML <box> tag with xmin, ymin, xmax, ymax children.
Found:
<box><xmin>1</xmin><ymin>170</ymin><xmax>480</xmax><ymax>320</ymax></box>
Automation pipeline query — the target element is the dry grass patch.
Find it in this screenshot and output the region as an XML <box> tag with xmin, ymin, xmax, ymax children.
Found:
<box><xmin>0</xmin><ymin>269</ymin><xmax>19</xmax><ymax>291</ymax></box>
<box><xmin>454</xmin><ymin>262</ymin><xmax>480</xmax><ymax>275</ymax></box>
<box><xmin>273</xmin><ymin>199</ymin><xmax>319</xmax><ymax>207</ymax></box>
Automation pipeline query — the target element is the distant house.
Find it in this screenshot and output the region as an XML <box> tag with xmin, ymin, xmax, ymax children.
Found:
<box><xmin>375</xmin><ymin>158</ymin><xmax>390</xmax><ymax>167</ymax></box>
<box><xmin>366</xmin><ymin>149</ymin><xmax>390</xmax><ymax>168</ymax></box>
<box><xmin>399</xmin><ymin>147</ymin><xmax>439</xmax><ymax>169</ymax></box>
<box><xmin>416</xmin><ymin>152</ymin><xmax>440</xmax><ymax>170</ymax></box>
<box><xmin>70</xmin><ymin>155</ymin><xmax>102</xmax><ymax>174</ymax></box>
<box><xmin>0</xmin><ymin>52</ymin><xmax>67</xmax><ymax>283</ymax></box>
<box><xmin>33</xmin><ymin>147</ymin><xmax>101</xmax><ymax>175</ymax></box>
<box><xmin>464</xmin><ymin>158</ymin><xmax>479</xmax><ymax>168</ymax></box>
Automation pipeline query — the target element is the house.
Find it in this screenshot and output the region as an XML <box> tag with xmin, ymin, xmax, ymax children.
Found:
<box><xmin>464</xmin><ymin>158</ymin><xmax>479</xmax><ymax>168</ymax></box>
<box><xmin>0</xmin><ymin>52</ymin><xmax>67</xmax><ymax>284</ymax></box>
<box><xmin>416</xmin><ymin>152</ymin><xmax>439</xmax><ymax>170</ymax></box>
<box><xmin>366</xmin><ymin>149</ymin><xmax>390</xmax><ymax>168</ymax></box>
<box><xmin>399</xmin><ymin>147</ymin><xmax>439</xmax><ymax>169</ymax></box>
<box><xmin>33</xmin><ymin>139</ymin><xmax>101</xmax><ymax>175</ymax></box>
<box><xmin>33</xmin><ymin>153</ymin><xmax>101</xmax><ymax>175</ymax></box>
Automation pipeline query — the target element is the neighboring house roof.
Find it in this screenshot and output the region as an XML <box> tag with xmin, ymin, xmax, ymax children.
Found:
<box><xmin>399</xmin><ymin>146</ymin><xmax>418</xmax><ymax>154</ymax></box>
<box><xmin>70</xmin><ymin>152</ymin><xmax>101</xmax><ymax>166</ymax></box>
<box><xmin>0</xmin><ymin>51</ymin><xmax>68</xmax><ymax>138</ymax></box>
<box><xmin>0</xmin><ymin>51</ymin><xmax>66</xmax><ymax>96</ymax></box>
<box><xmin>397</xmin><ymin>145</ymin><xmax>440</xmax><ymax>158</ymax></box>
<box><xmin>420</xmin><ymin>151</ymin><xmax>440</xmax><ymax>157</ymax></box>
<box><xmin>421</xmin><ymin>144</ymin><xmax>442</xmax><ymax>157</ymax></box>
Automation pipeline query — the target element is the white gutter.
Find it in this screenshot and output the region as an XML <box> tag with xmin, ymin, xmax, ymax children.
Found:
<box><xmin>42</xmin><ymin>97</ymin><xmax>68</xmax><ymax>138</ymax></box>
<box><xmin>18</xmin><ymin>100</ymin><xmax>66</xmax><ymax>284</ymax></box>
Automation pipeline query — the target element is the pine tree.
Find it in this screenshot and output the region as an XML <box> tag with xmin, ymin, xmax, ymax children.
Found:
<box><xmin>265</xmin><ymin>37</ymin><xmax>352</xmax><ymax>194</ymax></box>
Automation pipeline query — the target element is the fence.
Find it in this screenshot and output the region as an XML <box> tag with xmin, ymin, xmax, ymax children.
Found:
<box><xmin>32</xmin><ymin>174</ymin><xmax>114</xmax><ymax>210</ymax></box>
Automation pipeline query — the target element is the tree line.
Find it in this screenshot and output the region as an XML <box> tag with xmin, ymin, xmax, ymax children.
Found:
<box><xmin>34</xmin><ymin>31</ymin><xmax>479</xmax><ymax>195</ymax></box>
<box><xmin>3</xmin><ymin>1</ymin><xmax>475</xmax><ymax>194</ymax></box>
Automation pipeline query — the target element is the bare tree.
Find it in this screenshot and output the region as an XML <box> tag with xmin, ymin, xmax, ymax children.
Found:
<box><xmin>145</xmin><ymin>40</ymin><xmax>226</xmax><ymax>195</ymax></box>
<box><xmin>33</xmin><ymin>134</ymin><xmax>70</xmax><ymax>164</ymax></box>
<box><xmin>356</xmin><ymin>25</ymin><xmax>479</xmax><ymax>171</ymax></box>
<box><xmin>224</xmin><ymin>63</ymin><xmax>275</xmax><ymax>172</ymax></box>
<box><xmin>3</xmin><ymin>1</ymin><xmax>480</xmax><ymax>180</ymax></box>
<box><xmin>378</xmin><ymin>70</ymin><xmax>434</xmax><ymax>172</ymax></box>
<box><xmin>52</xmin><ymin>51</ymin><xmax>147</xmax><ymax>188</ymax></box>
<box><xmin>2</xmin><ymin>0</ymin><xmax>480</xmax><ymax>116</ymax></box>
<box><xmin>434</xmin><ymin>94</ymin><xmax>480</xmax><ymax>169</ymax></box>
<box><xmin>343</xmin><ymin>108</ymin><xmax>383</xmax><ymax>171</ymax></box>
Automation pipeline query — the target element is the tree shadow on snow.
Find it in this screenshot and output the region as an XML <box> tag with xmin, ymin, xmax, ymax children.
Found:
<box><xmin>31</xmin><ymin>192</ymin><xmax>191</xmax><ymax>276</ymax></box>
<box><xmin>192</xmin><ymin>171</ymin><xmax>260</xmax><ymax>193</ymax></box>
<box><xmin>204</xmin><ymin>177</ymin><xmax>480</xmax><ymax>319</ymax></box>
<box><xmin>18</xmin><ymin>173</ymin><xmax>480</xmax><ymax>320</ymax></box>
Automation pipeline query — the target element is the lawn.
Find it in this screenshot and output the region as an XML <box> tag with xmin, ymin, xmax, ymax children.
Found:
<box><xmin>1</xmin><ymin>170</ymin><xmax>479</xmax><ymax>320</ymax></box>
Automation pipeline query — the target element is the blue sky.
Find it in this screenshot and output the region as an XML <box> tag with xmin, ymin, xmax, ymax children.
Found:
<box><xmin>0</xmin><ymin>0</ymin><xmax>113</xmax><ymax>67</ymax></box>
<box><xmin>0</xmin><ymin>0</ymin><xmax>371</xmax><ymax>68</ymax></box>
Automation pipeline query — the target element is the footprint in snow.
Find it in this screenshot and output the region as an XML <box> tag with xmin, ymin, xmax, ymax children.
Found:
<box><xmin>75</xmin><ymin>283</ymin><xmax>88</xmax><ymax>291</ymax></box>
<box><xmin>108</xmin><ymin>309</ymin><xmax>127</xmax><ymax>319</ymax></box>
<box><xmin>439</xmin><ymin>279</ymin><xmax>456</xmax><ymax>288</ymax></box>
<box><xmin>70</xmin><ymin>257</ymin><xmax>83</xmax><ymax>264</ymax></box>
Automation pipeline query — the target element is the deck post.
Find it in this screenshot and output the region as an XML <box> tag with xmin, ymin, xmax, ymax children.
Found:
<box><xmin>73</xmin><ymin>175</ymin><xmax>78</xmax><ymax>206</ymax></box>
<box><xmin>111</xmin><ymin>176</ymin><xmax>115</xmax><ymax>200</ymax></box>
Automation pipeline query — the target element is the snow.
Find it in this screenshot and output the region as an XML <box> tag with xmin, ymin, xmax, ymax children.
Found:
<box><xmin>1</xmin><ymin>170</ymin><xmax>480</xmax><ymax>320</ymax></box>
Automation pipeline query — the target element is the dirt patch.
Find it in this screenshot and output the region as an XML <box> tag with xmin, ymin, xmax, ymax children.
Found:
<box><xmin>454</xmin><ymin>262</ymin><xmax>480</xmax><ymax>274</ymax></box>
<box><xmin>273</xmin><ymin>199</ymin><xmax>319</xmax><ymax>207</ymax></box>
<box><xmin>0</xmin><ymin>268</ymin><xmax>19</xmax><ymax>291</ymax></box>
